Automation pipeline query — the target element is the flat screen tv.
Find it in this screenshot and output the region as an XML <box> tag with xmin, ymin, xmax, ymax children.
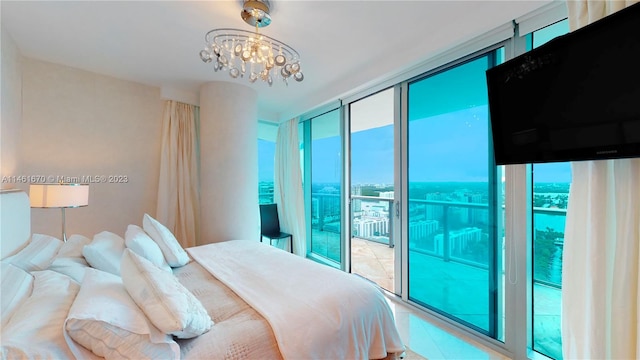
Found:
<box><xmin>486</xmin><ymin>3</ymin><xmax>640</xmax><ymax>165</ymax></box>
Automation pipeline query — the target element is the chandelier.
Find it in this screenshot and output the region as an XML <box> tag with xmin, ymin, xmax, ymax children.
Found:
<box><xmin>199</xmin><ymin>0</ymin><xmax>304</xmax><ymax>86</ymax></box>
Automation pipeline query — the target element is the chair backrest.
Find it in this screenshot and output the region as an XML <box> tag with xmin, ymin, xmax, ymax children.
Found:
<box><xmin>259</xmin><ymin>203</ymin><xmax>281</xmax><ymax>235</ymax></box>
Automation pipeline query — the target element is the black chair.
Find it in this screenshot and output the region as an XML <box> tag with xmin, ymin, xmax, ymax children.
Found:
<box><xmin>259</xmin><ymin>203</ymin><xmax>293</xmax><ymax>253</ymax></box>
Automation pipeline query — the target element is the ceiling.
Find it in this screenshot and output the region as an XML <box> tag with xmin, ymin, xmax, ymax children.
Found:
<box><xmin>1</xmin><ymin>0</ymin><xmax>553</xmax><ymax>122</ymax></box>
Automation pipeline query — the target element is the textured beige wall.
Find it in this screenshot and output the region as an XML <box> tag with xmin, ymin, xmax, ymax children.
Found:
<box><xmin>1</xmin><ymin>26</ymin><xmax>23</xmax><ymax>189</ymax></box>
<box><xmin>20</xmin><ymin>58</ymin><xmax>163</xmax><ymax>239</ymax></box>
<box><xmin>200</xmin><ymin>82</ymin><xmax>259</xmax><ymax>244</ymax></box>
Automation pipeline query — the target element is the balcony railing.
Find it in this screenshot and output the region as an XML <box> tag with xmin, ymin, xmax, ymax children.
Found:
<box><xmin>311</xmin><ymin>192</ymin><xmax>566</xmax><ymax>288</ymax></box>
<box><xmin>351</xmin><ymin>195</ymin><xmax>395</xmax><ymax>247</ymax></box>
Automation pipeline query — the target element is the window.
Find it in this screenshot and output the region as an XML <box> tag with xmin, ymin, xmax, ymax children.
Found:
<box><xmin>529</xmin><ymin>19</ymin><xmax>570</xmax><ymax>360</ymax></box>
<box><xmin>295</xmin><ymin>5</ymin><xmax>570</xmax><ymax>358</ymax></box>
<box><xmin>304</xmin><ymin>108</ymin><xmax>343</xmax><ymax>264</ymax></box>
<box><xmin>258</xmin><ymin>121</ymin><xmax>278</xmax><ymax>205</ymax></box>
<box><xmin>349</xmin><ymin>88</ymin><xmax>397</xmax><ymax>292</ymax></box>
<box><xmin>407</xmin><ymin>51</ymin><xmax>504</xmax><ymax>339</ymax></box>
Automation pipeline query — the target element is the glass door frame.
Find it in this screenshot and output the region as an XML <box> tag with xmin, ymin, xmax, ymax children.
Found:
<box><xmin>342</xmin><ymin>85</ymin><xmax>403</xmax><ymax>294</ymax></box>
<box><xmin>301</xmin><ymin>102</ymin><xmax>346</xmax><ymax>270</ymax></box>
<box><xmin>295</xmin><ymin>4</ymin><xmax>566</xmax><ymax>358</ymax></box>
<box><xmin>399</xmin><ymin>41</ymin><xmax>511</xmax><ymax>349</ymax></box>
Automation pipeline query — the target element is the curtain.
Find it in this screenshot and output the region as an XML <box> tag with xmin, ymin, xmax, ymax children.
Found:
<box><xmin>274</xmin><ymin>118</ymin><xmax>306</xmax><ymax>255</ymax></box>
<box><xmin>156</xmin><ymin>100</ymin><xmax>200</xmax><ymax>248</ymax></box>
<box><xmin>562</xmin><ymin>2</ymin><xmax>640</xmax><ymax>359</ymax></box>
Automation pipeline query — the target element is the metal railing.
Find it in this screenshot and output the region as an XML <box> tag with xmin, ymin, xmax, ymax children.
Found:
<box><xmin>311</xmin><ymin>192</ymin><xmax>567</xmax><ymax>288</ymax></box>
<box><xmin>351</xmin><ymin>195</ymin><xmax>395</xmax><ymax>247</ymax></box>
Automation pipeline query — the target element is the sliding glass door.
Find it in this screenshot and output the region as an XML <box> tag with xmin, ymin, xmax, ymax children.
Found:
<box><xmin>304</xmin><ymin>108</ymin><xmax>343</xmax><ymax>266</ymax></box>
<box><xmin>406</xmin><ymin>51</ymin><xmax>503</xmax><ymax>338</ymax></box>
<box><xmin>348</xmin><ymin>88</ymin><xmax>399</xmax><ymax>293</ymax></box>
<box><xmin>529</xmin><ymin>19</ymin><xmax>570</xmax><ymax>360</ymax></box>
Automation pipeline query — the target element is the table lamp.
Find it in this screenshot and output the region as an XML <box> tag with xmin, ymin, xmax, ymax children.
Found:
<box><xmin>29</xmin><ymin>183</ymin><xmax>89</xmax><ymax>242</ymax></box>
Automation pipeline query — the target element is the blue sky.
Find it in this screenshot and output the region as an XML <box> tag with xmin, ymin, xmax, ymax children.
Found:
<box><xmin>258</xmin><ymin>139</ymin><xmax>275</xmax><ymax>182</ymax></box>
<box><xmin>260</xmin><ymin>119</ymin><xmax>572</xmax><ymax>185</ymax></box>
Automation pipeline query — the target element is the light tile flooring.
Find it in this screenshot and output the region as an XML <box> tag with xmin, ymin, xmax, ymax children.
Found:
<box><xmin>351</xmin><ymin>238</ymin><xmax>510</xmax><ymax>359</ymax></box>
<box><xmin>352</xmin><ymin>237</ymin><xmax>395</xmax><ymax>292</ymax></box>
<box><xmin>386</xmin><ymin>297</ymin><xmax>510</xmax><ymax>360</ymax></box>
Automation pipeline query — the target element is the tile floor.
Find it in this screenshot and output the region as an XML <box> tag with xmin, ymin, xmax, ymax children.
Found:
<box><xmin>309</xmin><ymin>235</ymin><xmax>562</xmax><ymax>359</ymax></box>
<box><xmin>385</xmin><ymin>295</ymin><xmax>510</xmax><ymax>360</ymax></box>
<box><xmin>350</xmin><ymin>238</ymin><xmax>509</xmax><ymax>359</ymax></box>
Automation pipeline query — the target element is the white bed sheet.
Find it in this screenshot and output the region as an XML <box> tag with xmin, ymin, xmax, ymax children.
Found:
<box><xmin>188</xmin><ymin>240</ymin><xmax>405</xmax><ymax>360</ymax></box>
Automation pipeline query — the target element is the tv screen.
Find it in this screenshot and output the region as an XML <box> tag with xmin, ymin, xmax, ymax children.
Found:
<box><xmin>486</xmin><ymin>3</ymin><xmax>640</xmax><ymax>165</ymax></box>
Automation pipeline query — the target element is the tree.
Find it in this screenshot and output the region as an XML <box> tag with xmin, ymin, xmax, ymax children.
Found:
<box><xmin>534</xmin><ymin>227</ymin><xmax>563</xmax><ymax>283</ymax></box>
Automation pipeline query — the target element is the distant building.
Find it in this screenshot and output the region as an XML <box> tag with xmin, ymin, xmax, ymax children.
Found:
<box><xmin>409</xmin><ymin>220</ymin><xmax>439</xmax><ymax>252</ymax></box>
<box><xmin>311</xmin><ymin>197</ymin><xmax>319</xmax><ymax>220</ymax></box>
<box><xmin>434</xmin><ymin>227</ymin><xmax>483</xmax><ymax>257</ymax></box>
<box><xmin>425</xmin><ymin>193</ymin><xmax>447</xmax><ymax>221</ymax></box>
<box><xmin>353</xmin><ymin>217</ymin><xmax>389</xmax><ymax>238</ymax></box>
<box><xmin>379</xmin><ymin>191</ymin><xmax>394</xmax><ymax>199</ymax></box>
<box><xmin>353</xmin><ymin>184</ymin><xmax>362</xmax><ymax>211</ymax></box>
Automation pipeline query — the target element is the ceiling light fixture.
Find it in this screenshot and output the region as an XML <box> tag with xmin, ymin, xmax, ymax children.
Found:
<box><xmin>199</xmin><ymin>0</ymin><xmax>304</xmax><ymax>86</ymax></box>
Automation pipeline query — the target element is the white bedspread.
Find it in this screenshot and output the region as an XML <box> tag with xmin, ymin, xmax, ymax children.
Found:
<box><xmin>188</xmin><ymin>240</ymin><xmax>404</xmax><ymax>360</ymax></box>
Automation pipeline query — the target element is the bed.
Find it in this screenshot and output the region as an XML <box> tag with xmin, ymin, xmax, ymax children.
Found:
<box><xmin>0</xmin><ymin>190</ymin><xmax>405</xmax><ymax>359</ymax></box>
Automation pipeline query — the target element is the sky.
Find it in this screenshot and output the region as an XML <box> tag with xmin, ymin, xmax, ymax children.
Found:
<box><xmin>258</xmin><ymin>139</ymin><xmax>275</xmax><ymax>182</ymax></box>
<box><xmin>260</xmin><ymin>117</ymin><xmax>572</xmax><ymax>185</ymax></box>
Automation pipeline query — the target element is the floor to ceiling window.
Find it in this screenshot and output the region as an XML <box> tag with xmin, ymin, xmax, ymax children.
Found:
<box><xmin>296</xmin><ymin>4</ymin><xmax>569</xmax><ymax>358</ymax></box>
<box><xmin>406</xmin><ymin>51</ymin><xmax>503</xmax><ymax>339</ymax></box>
<box><xmin>304</xmin><ymin>108</ymin><xmax>343</xmax><ymax>265</ymax></box>
<box><xmin>258</xmin><ymin>121</ymin><xmax>278</xmax><ymax>204</ymax></box>
<box><xmin>528</xmin><ymin>19</ymin><xmax>570</xmax><ymax>360</ymax></box>
<box><xmin>349</xmin><ymin>88</ymin><xmax>397</xmax><ymax>292</ymax></box>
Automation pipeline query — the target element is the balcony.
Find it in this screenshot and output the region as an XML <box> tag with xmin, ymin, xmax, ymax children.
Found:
<box><xmin>311</xmin><ymin>193</ymin><xmax>564</xmax><ymax>359</ymax></box>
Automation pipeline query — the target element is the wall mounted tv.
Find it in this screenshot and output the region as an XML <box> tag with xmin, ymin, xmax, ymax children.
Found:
<box><xmin>486</xmin><ymin>3</ymin><xmax>640</xmax><ymax>165</ymax></box>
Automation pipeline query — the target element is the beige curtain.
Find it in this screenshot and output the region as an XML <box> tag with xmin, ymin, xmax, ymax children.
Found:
<box><xmin>156</xmin><ymin>100</ymin><xmax>200</xmax><ymax>248</ymax></box>
<box><xmin>274</xmin><ymin>117</ymin><xmax>306</xmax><ymax>255</ymax></box>
<box><xmin>567</xmin><ymin>0</ymin><xmax>638</xmax><ymax>29</ymax></box>
<box><xmin>562</xmin><ymin>2</ymin><xmax>640</xmax><ymax>359</ymax></box>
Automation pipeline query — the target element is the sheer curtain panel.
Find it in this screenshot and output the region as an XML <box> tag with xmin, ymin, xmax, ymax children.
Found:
<box><xmin>563</xmin><ymin>2</ymin><xmax>640</xmax><ymax>359</ymax></box>
<box><xmin>156</xmin><ymin>100</ymin><xmax>200</xmax><ymax>248</ymax></box>
<box><xmin>274</xmin><ymin>118</ymin><xmax>306</xmax><ymax>255</ymax></box>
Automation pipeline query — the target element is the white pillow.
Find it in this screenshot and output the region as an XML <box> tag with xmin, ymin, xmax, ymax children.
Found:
<box><xmin>125</xmin><ymin>224</ymin><xmax>172</xmax><ymax>273</ymax></box>
<box><xmin>0</xmin><ymin>263</ymin><xmax>34</xmax><ymax>328</ymax></box>
<box><xmin>2</xmin><ymin>270</ymin><xmax>79</xmax><ymax>359</ymax></box>
<box><xmin>121</xmin><ymin>249</ymin><xmax>212</xmax><ymax>339</ymax></box>
<box><xmin>82</xmin><ymin>231</ymin><xmax>125</xmax><ymax>276</ymax></box>
<box><xmin>2</xmin><ymin>234</ymin><xmax>63</xmax><ymax>272</ymax></box>
<box><xmin>49</xmin><ymin>234</ymin><xmax>92</xmax><ymax>282</ymax></box>
<box><xmin>48</xmin><ymin>257</ymin><xmax>89</xmax><ymax>284</ymax></box>
<box><xmin>65</xmin><ymin>268</ymin><xmax>180</xmax><ymax>360</ymax></box>
<box><xmin>56</xmin><ymin>234</ymin><xmax>91</xmax><ymax>259</ymax></box>
<box><xmin>142</xmin><ymin>214</ymin><xmax>189</xmax><ymax>267</ymax></box>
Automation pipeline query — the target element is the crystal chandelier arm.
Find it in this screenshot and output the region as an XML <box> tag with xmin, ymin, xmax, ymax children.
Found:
<box><xmin>200</xmin><ymin>28</ymin><xmax>303</xmax><ymax>86</ymax></box>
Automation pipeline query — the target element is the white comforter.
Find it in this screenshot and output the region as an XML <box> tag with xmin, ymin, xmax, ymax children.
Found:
<box><xmin>188</xmin><ymin>240</ymin><xmax>405</xmax><ymax>360</ymax></box>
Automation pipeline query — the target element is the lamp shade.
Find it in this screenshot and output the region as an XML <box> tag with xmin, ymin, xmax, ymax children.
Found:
<box><xmin>29</xmin><ymin>183</ymin><xmax>89</xmax><ymax>208</ymax></box>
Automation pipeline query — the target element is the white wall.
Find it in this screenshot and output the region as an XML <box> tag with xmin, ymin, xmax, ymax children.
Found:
<box><xmin>20</xmin><ymin>58</ymin><xmax>163</xmax><ymax>239</ymax></box>
<box><xmin>1</xmin><ymin>26</ymin><xmax>23</xmax><ymax>189</ymax></box>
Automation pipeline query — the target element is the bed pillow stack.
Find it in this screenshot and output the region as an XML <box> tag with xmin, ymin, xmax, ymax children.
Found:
<box><xmin>142</xmin><ymin>214</ymin><xmax>190</xmax><ymax>267</ymax></box>
<box><xmin>3</xmin><ymin>270</ymin><xmax>80</xmax><ymax>359</ymax></box>
<box><xmin>2</xmin><ymin>234</ymin><xmax>62</xmax><ymax>272</ymax></box>
<box><xmin>0</xmin><ymin>263</ymin><xmax>34</xmax><ymax>329</ymax></box>
<box><xmin>125</xmin><ymin>224</ymin><xmax>172</xmax><ymax>273</ymax></box>
<box><xmin>82</xmin><ymin>231</ymin><xmax>125</xmax><ymax>276</ymax></box>
<box><xmin>120</xmin><ymin>248</ymin><xmax>213</xmax><ymax>339</ymax></box>
<box><xmin>65</xmin><ymin>268</ymin><xmax>180</xmax><ymax>359</ymax></box>
<box><xmin>48</xmin><ymin>234</ymin><xmax>92</xmax><ymax>283</ymax></box>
